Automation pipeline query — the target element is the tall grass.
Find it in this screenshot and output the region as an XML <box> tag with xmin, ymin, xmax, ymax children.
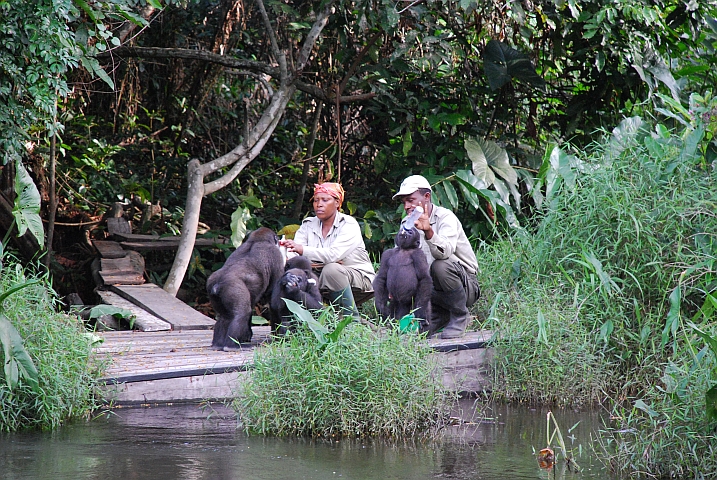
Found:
<box><xmin>234</xmin><ymin>311</ymin><xmax>451</xmax><ymax>437</ymax></box>
<box><xmin>474</xmin><ymin>240</ymin><xmax>609</xmax><ymax>407</ymax></box>
<box><xmin>471</xmin><ymin>115</ymin><xmax>716</xmax><ymax>475</ymax></box>
<box><xmin>0</xmin><ymin>255</ymin><xmax>104</xmax><ymax>431</ymax></box>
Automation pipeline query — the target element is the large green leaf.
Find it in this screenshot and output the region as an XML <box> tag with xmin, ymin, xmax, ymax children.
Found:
<box><xmin>464</xmin><ymin>137</ymin><xmax>518</xmax><ymax>188</ymax></box>
<box><xmin>661</xmin><ymin>286</ymin><xmax>682</xmax><ymax>348</ymax></box>
<box><xmin>608</xmin><ymin>116</ymin><xmax>647</xmax><ymax>161</ymax></box>
<box><xmin>0</xmin><ymin>314</ymin><xmax>40</xmax><ymax>392</ymax></box>
<box><xmin>13</xmin><ymin>162</ymin><xmax>44</xmax><ymax>246</ymax></box>
<box><xmin>540</xmin><ymin>146</ymin><xmax>578</xmax><ymax>204</ymax></box>
<box><xmin>707</xmin><ymin>385</ymin><xmax>717</xmax><ymax>422</ymax></box>
<box><xmin>325</xmin><ymin>316</ymin><xmax>353</xmax><ymax>343</ymax></box>
<box><xmin>483</xmin><ymin>40</ymin><xmax>546</xmax><ymax>91</ymax></box>
<box><xmin>284</xmin><ymin>298</ymin><xmax>327</xmax><ymax>345</ymax></box>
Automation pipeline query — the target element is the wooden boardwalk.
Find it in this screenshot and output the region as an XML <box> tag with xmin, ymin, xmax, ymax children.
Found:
<box><xmin>96</xmin><ymin>327</ymin><xmax>494</xmax><ymax>406</ymax></box>
<box><xmin>90</xmin><ymin>228</ymin><xmax>494</xmax><ymax>406</ymax></box>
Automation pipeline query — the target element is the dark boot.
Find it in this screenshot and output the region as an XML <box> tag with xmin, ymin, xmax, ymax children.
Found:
<box><xmin>432</xmin><ymin>287</ymin><xmax>469</xmax><ymax>339</ymax></box>
<box><xmin>326</xmin><ymin>286</ymin><xmax>360</xmax><ymax>321</ymax></box>
<box><xmin>426</xmin><ymin>289</ymin><xmax>449</xmax><ymax>336</ymax></box>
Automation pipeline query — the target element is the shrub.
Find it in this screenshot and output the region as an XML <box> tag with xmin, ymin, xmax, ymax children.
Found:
<box><xmin>234</xmin><ymin>307</ymin><xmax>451</xmax><ymax>437</ymax></box>
<box><xmin>0</xmin><ymin>255</ymin><xmax>104</xmax><ymax>431</ymax></box>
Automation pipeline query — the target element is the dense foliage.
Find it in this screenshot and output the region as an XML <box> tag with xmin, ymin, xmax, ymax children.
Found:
<box><xmin>474</xmin><ymin>109</ymin><xmax>717</xmax><ymax>475</ymax></box>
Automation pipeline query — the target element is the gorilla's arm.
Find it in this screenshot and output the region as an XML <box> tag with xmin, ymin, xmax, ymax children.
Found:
<box><xmin>411</xmin><ymin>249</ymin><xmax>433</xmax><ymax>320</ymax></box>
<box><xmin>372</xmin><ymin>248</ymin><xmax>395</xmax><ymax>318</ymax></box>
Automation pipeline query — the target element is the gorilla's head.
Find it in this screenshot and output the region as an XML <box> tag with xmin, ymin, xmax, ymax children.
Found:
<box><xmin>280</xmin><ymin>268</ymin><xmax>316</xmax><ymax>294</ymax></box>
<box><xmin>396</xmin><ymin>227</ymin><xmax>420</xmax><ymax>250</ymax></box>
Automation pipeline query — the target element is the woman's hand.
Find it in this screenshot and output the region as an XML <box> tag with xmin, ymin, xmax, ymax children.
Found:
<box><xmin>280</xmin><ymin>239</ymin><xmax>304</xmax><ymax>255</ymax></box>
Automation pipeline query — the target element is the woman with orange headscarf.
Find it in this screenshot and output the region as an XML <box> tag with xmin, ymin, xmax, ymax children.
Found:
<box><xmin>280</xmin><ymin>182</ymin><xmax>375</xmax><ymax>320</ymax></box>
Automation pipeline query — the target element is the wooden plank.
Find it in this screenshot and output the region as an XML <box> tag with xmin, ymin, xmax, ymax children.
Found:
<box><xmin>100</xmin><ymin>371</ymin><xmax>250</xmax><ymax>405</ymax></box>
<box><xmin>112</xmin><ymin>232</ymin><xmax>161</xmax><ymax>242</ymax></box>
<box><xmin>110</xmin><ymin>284</ymin><xmax>215</xmax><ymax>331</ymax></box>
<box><xmin>102</xmin><ymin>357</ymin><xmax>254</xmax><ymax>382</ymax></box>
<box><xmin>93</xmin><ymin>240</ymin><xmax>127</xmax><ymax>259</ymax></box>
<box><xmin>97</xmin><ymin>290</ymin><xmax>171</xmax><ymax>332</ymax></box>
<box><xmin>99</xmin><ymin>272</ymin><xmax>146</xmax><ymax>285</ymax></box>
<box><xmin>427</xmin><ymin>330</ymin><xmax>493</xmax><ymax>352</ymax></box>
<box><xmin>100</xmin><ymin>251</ymin><xmax>144</xmax><ymax>274</ymax></box>
<box><xmin>119</xmin><ymin>237</ymin><xmax>228</xmax><ymax>251</ymax></box>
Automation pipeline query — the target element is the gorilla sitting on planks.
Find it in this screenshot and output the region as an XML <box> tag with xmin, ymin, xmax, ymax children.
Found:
<box><xmin>270</xmin><ymin>256</ymin><xmax>323</xmax><ymax>335</ymax></box>
<box><xmin>373</xmin><ymin>207</ymin><xmax>432</xmax><ymax>326</ymax></box>
<box><xmin>206</xmin><ymin>227</ymin><xmax>284</xmax><ymax>350</ymax></box>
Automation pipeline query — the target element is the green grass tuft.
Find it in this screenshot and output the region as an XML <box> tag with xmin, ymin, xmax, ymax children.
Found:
<box><xmin>234</xmin><ymin>313</ymin><xmax>452</xmax><ymax>438</ymax></box>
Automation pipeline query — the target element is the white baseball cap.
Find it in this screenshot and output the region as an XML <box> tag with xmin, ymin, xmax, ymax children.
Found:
<box><xmin>392</xmin><ymin>175</ymin><xmax>432</xmax><ymax>199</ymax></box>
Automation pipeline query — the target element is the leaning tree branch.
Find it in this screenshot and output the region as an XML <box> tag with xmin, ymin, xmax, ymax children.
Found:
<box><xmin>199</xmin><ymin>84</ymin><xmax>294</xmax><ymax>178</ymax></box>
<box><xmin>255</xmin><ymin>0</ymin><xmax>287</xmax><ymax>80</ymax></box>
<box><xmin>202</xmin><ymin>85</ymin><xmax>295</xmax><ymax>194</ymax></box>
<box><xmin>293</xmin><ymin>3</ymin><xmax>333</xmax><ymax>79</ymax></box>
<box><xmin>338</xmin><ymin>30</ymin><xmax>382</xmax><ymax>96</ymax></box>
<box><xmin>161</xmin><ymin>0</ymin><xmax>340</xmax><ymax>296</ymax></box>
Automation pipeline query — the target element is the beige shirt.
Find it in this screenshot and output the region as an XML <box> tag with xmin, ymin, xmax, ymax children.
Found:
<box><xmin>401</xmin><ymin>204</ymin><xmax>478</xmax><ymax>274</ymax></box>
<box><xmin>291</xmin><ymin>212</ymin><xmax>376</xmax><ymax>281</ymax></box>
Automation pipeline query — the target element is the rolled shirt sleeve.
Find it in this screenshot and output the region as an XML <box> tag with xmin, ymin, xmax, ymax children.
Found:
<box><xmin>403</xmin><ymin>205</ymin><xmax>478</xmax><ymax>275</ymax></box>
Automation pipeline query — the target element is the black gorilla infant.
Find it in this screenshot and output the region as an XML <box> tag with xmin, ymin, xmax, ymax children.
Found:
<box><xmin>270</xmin><ymin>256</ymin><xmax>323</xmax><ymax>334</ymax></box>
<box><xmin>372</xmin><ymin>225</ymin><xmax>432</xmax><ymax>324</ymax></box>
<box><xmin>206</xmin><ymin>227</ymin><xmax>284</xmax><ymax>350</ymax></box>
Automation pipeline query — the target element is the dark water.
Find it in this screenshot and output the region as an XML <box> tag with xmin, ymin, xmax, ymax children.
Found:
<box><xmin>0</xmin><ymin>400</ymin><xmax>614</xmax><ymax>479</ymax></box>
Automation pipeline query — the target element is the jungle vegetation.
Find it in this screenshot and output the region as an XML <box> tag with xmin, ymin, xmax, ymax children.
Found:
<box><xmin>1</xmin><ymin>0</ymin><xmax>717</xmax><ymax>476</ymax></box>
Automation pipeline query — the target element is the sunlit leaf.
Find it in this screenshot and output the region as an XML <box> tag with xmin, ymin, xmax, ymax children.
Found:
<box><xmin>284</xmin><ymin>298</ymin><xmax>327</xmax><ymax>345</ymax></box>
<box><xmin>325</xmin><ymin>316</ymin><xmax>352</xmax><ymax>342</ymax></box>
<box><xmin>230</xmin><ymin>207</ymin><xmax>251</xmax><ymax>247</ymax></box>
<box><xmin>402</xmin><ymin>129</ymin><xmax>413</xmax><ymax>156</ymax></box>
<box><xmin>277</xmin><ymin>224</ymin><xmax>301</xmax><ymax>240</ymax></box>
<box><xmin>13</xmin><ymin>162</ymin><xmax>44</xmax><ymax>246</ymax></box>
<box><xmin>608</xmin><ymin>116</ymin><xmax>646</xmax><ymax>160</ymax></box>
<box><xmin>465</xmin><ymin>137</ymin><xmax>495</xmax><ymax>186</ymax></box>
<box><xmin>443</xmin><ymin>180</ymin><xmax>459</xmax><ymax>209</ymax></box>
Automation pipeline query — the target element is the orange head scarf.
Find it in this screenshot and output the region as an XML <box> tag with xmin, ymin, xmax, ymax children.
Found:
<box><xmin>313</xmin><ymin>182</ymin><xmax>345</xmax><ymax>206</ymax></box>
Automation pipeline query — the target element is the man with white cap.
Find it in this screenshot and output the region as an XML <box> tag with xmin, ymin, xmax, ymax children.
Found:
<box><xmin>392</xmin><ymin>175</ymin><xmax>481</xmax><ymax>338</ymax></box>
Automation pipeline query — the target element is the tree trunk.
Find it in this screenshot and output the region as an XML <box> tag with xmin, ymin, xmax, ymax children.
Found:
<box><xmin>162</xmin><ymin>0</ymin><xmax>332</xmax><ymax>296</ymax></box>
<box><xmin>162</xmin><ymin>159</ymin><xmax>204</xmax><ymax>295</ymax></box>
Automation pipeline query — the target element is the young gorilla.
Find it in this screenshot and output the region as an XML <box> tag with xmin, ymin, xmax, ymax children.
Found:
<box><xmin>206</xmin><ymin>227</ymin><xmax>284</xmax><ymax>350</ymax></box>
<box><xmin>372</xmin><ymin>225</ymin><xmax>433</xmax><ymax>325</ymax></box>
<box><xmin>270</xmin><ymin>256</ymin><xmax>323</xmax><ymax>334</ymax></box>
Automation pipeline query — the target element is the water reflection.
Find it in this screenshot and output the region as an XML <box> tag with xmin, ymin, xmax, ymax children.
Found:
<box><xmin>0</xmin><ymin>400</ymin><xmax>615</xmax><ymax>479</ymax></box>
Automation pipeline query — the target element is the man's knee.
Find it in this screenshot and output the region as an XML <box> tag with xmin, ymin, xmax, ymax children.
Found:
<box><xmin>430</xmin><ymin>260</ymin><xmax>462</xmax><ymax>291</ymax></box>
<box><xmin>318</xmin><ymin>263</ymin><xmax>350</xmax><ymax>291</ymax></box>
